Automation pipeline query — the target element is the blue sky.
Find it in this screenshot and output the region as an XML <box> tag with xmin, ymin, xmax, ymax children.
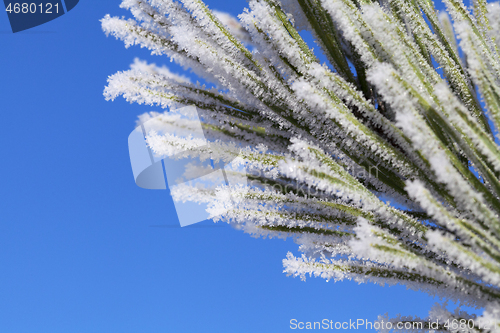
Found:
<box><xmin>0</xmin><ymin>1</ymin><xmax>449</xmax><ymax>332</ymax></box>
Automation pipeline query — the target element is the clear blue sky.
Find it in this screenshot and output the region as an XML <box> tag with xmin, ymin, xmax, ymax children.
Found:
<box><xmin>0</xmin><ymin>1</ymin><xmax>448</xmax><ymax>332</ymax></box>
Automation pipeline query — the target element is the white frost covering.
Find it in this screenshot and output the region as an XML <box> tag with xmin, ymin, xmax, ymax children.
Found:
<box><xmin>103</xmin><ymin>0</ymin><xmax>500</xmax><ymax>326</ymax></box>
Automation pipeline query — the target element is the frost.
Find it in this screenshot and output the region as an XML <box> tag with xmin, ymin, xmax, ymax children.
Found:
<box><xmin>104</xmin><ymin>0</ymin><xmax>500</xmax><ymax>328</ymax></box>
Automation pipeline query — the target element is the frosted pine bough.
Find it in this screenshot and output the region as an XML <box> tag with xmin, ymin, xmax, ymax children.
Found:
<box><xmin>103</xmin><ymin>0</ymin><xmax>500</xmax><ymax>328</ymax></box>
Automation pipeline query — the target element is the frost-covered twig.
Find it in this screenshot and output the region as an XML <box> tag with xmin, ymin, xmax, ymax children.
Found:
<box><xmin>103</xmin><ymin>0</ymin><xmax>500</xmax><ymax>329</ymax></box>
